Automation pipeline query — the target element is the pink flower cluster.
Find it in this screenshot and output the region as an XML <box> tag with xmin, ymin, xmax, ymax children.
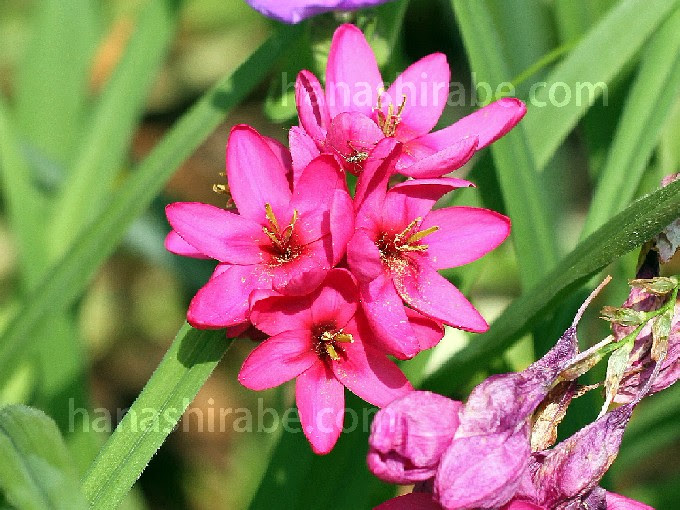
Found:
<box><xmin>165</xmin><ymin>24</ymin><xmax>524</xmax><ymax>454</ymax></box>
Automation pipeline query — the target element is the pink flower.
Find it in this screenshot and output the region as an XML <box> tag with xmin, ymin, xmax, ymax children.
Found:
<box><xmin>346</xmin><ymin>140</ymin><xmax>510</xmax><ymax>358</ymax></box>
<box><xmin>244</xmin><ymin>0</ymin><xmax>396</xmax><ymax>24</ymax></box>
<box><xmin>165</xmin><ymin>125</ymin><xmax>353</xmax><ymax>329</ymax></box>
<box><xmin>292</xmin><ymin>24</ymin><xmax>526</xmax><ymax>178</ymax></box>
<box><xmin>238</xmin><ymin>269</ymin><xmax>412</xmax><ymax>454</ymax></box>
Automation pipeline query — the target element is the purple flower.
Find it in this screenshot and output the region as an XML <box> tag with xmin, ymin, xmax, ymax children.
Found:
<box><xmin>243</xmin><ymin>0</ymin><xmax>396</xmax><ymax>24</ymax></box>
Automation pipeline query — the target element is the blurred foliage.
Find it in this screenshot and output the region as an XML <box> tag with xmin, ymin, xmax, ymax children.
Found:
<box><xmin>0</xmin><ymin>0</ymin><xmax>679</xmax><ymax>508</ymax></box>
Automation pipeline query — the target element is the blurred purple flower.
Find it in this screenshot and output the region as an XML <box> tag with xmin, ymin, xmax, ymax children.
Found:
<box><xmin>243</xmin><ymin>0</ymin><xmax>396</xmax><ymax>24</ymax></box>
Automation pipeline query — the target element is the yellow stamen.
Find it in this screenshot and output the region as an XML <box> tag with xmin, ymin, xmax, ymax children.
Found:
<box><xmin>265</xmin><ymin>203</ymin><xmax>279</xmax><ymax>232</ymax></box>
<box><xmin>407</xmin><ymin>225</ymin><xmax>439</xmax><ymax>244</ymax></box>
<box><xmin>325</xmin><ymin>343</ymin><xmax>340</xmax><ymax>361</ymax></box>
<box><xmin>395</xmin><ymin>217</ymin><xmax>422</xmax><ymax>242</ymax></box>
<box><xmin>334</xmin><ymin>332</ymin><xmax>354</xmax><ymax>343</ymax></box>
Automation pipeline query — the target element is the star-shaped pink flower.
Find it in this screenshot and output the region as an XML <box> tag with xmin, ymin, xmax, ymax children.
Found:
<box><xmin>292</xmin><ymin>23</ymin><xmax>526</xmax><ymax>178</ymax></box>
<box><xmin>238</xmin><ymin>269</ymin><xmax>412</xmax><ymax>454</ymax></box>
<box><xmin>165</xmin><ymin>124</ymin><xmax>353</xmax><ymax>330</ymax></box>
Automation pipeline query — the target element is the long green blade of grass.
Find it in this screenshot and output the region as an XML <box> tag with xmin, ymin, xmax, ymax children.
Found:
<box><xmin>422</xmin><ymin>178</ymin><xmax>680</xmax><ymax>395</ymax></box>
<box><xmin>0</xmin><ymin>23</ymin><xmax>303</xmax><ymax>388</ymax></box>
<box><xmin>81</xmin><ymin>324</ymin><xmax>230</xmax><ymax>509</ymax></box>
<box><xmin>581</xmin><ymin>7</ymin><xmax>680</xmax><ymax>236</ymax></box>
<box><xmin>524</xmin><ymin>0</ymin><xmax>680</xmax><ymax>171</ymax></box>
<box><xmin>48</xmin><ymin>0</ymin><xmax>182</xmax><ymax>260</ymax></box>
<box><xmin>452</xmin><ymin>0</ymin><xmax>559</xmax><ymax>289</ymax></box>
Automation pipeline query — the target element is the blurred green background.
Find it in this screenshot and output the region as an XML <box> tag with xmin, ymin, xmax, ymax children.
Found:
<box><xmin>0</xmin><ymin>0</ymin><xmax>679</xmax><ymax>508</ymax></box>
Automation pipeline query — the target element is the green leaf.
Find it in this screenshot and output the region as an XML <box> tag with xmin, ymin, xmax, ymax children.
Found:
<box><xmin>0</xmin><ymin>24</ymin><xmax>302</xmax><ymax>387</ymax></box>
<box><xmin>48</xmin><ymin>0</ymin><xmax>182</xmax><ymax>260</ymax></box>
<box><xmin>581</xmin><ymin>7</ymin><xmax>680</xmax><ymax>236</ymax></box>
<box><xmin>0</xmin><ymin>405</ymin><xmax>88</xmax><ymax>510</ymax></box>
<box><xmin>452</xmin><ymin>0</ymin><xmax>559</xmax><ymax>289</ymax></box>
<box><xmin>523</xmin><ymin>0</ymin><xmax>680</xmax><ymax>171</ymax></box>
<box><xmin>552</xmin><ymin>0</ymin><xmax>616</xmax><ymax>43</ymax></box>
<box><xmin>14</xmin><ymin>0</ymin><xmax>99</xmax><ymax>165</ymax></box>
<box><xmin>82</xmin><ymin>324</ymin><xmax>230</xmax><ymax>509</ymax></box>
<box><xmin>422</xmin><ymin>178</ymin><xmax>680</xmax><ymax>395</ymax></box>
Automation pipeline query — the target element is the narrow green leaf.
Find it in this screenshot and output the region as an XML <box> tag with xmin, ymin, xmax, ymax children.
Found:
<box><xmin>14</xmin><ymin>0</ymin><xmax>98</xmax><ymax>165</ymax></box>
<box><xmin>581</xmin><ymin>7</ymin><xmax>680</xmax><ymax>236</ymax></box>
<box><xmin>0</xmin><ymin>24</ymin><xmax>302</xmax><ymax>386</ymax></box>
<box><xmin>553</xmin><ymin>0</ymin><xmax>616</xmax><ymax>43</ymax></box>
<box><xmin>48</xmin><ymin>0</ymin><xmax>182</xmax><ymax>260</ymax></box>
<box><xmin>452</xmin><ymin>0</ymin><xmax>559</xmax><ymax>288</ymax></box>
<box><xmin>524</xmin><ymin>0</ymin><xmax>680</xmax><ymax>171</ymax></box>
<box><xmin>422</xmin><ymin>179</ymin><xmax>680</xmax><ymax>395</ymax></box>
<box><xmin>82</xmin><ymin>324</ymin><xmax>230</xmax><ymax>509</ymax></box>
<box><xmin>0</xmin><ymin>97</ymin><xmax>48</xmax><ymax>290</ymax></box>
<box><xmin>0</xmin><ymin>405</ymin><xmax>88</xmax><ymax>510</ymax></box>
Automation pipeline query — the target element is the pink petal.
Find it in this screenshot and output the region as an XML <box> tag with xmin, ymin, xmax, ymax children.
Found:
<box><xmin>421</xmin><ymin>206</ymin><xmax>511</xmax><ymax>269</ymax></box>
<box><xmin>405</xmin><ymin>308</ymin><xmax>445</xmax><ymax>350</ymax></box>
<box><xmin>325</xmin><ymin>24</ymin><xmax>382</xmax><ymax>117</ymax></box>
<box><xmin>347</xmin><ymin>228</ymin><xmax>384</xmax><ymax>283</ymax></box>
<box><xmin>333</xmin><ymin>316</ymin><xmax>412</xmax><ymax>407</ymax></box>
<box><xmin>262</xmin><ymin>135</ymin><xmax>293</xmax><ymax>186</ymax></box>
<box><xmin>368</xmin><ymin>391</ymin><xmax>462</xmax><ymax>484</ymax></box>
<box><xmin>375</xmin><ymin>493</ymin><xmax>443</xmax><ymax>510</ymax></box>
<box><xmin>164</xmin><ymin>230</ymin><xmax>210</xmax><ymax>259</ymax></box>
<box><xmin>501</xmin><ymin>500</ymin><xmax>548</xmax><ymax>510</ymax></box>
<box><xmin>226</xmin><ymin>124</ymin><xmax>292</xmax><ymax>222</ymax></box>
<box><xmin>353</xmin><ymin>137</ymin><xmax>400</xmax><ymax>222</ymax></box>
<box><xmin>289</xmin><ymin>126</ymin><xmax>321</xmax><ymax>187</ymax></box>
<box><xmin>605</xmin><ymin>492</ymin><xmax>654</xmax><ymax>510</ymax></box>
<box><xmin>291</xmin><ymin>155</ymin><xmax>352</xmax><ymax>248</ymax></box>
<box><xmin>296</xmin><ymin>70</ymin><xmax>330</xmax><ymax>145</ymax></box>
<box><xmin>296</xmin><ymin>362</ymin><xmax>345</xmax><ymax>454</ymax></box>
<box><xmin>238</xmin><ymin>330</ymin><xmax>317</xmax><ymax>390</ymax></box>
<box><xmin>226</xmin><ymin>322</ymin><xmax>250</xmax><ymax>338</ymax></box>
<box><xmin>360</xmin><ymin>272</ymin><xmax>420</xmax><ymax>359</ymax></box>
<box><xmin>381</xmin><ymin>53</ymin><xmax>450</xmax><ymax>141</ymax></box>
<box><xmin>421</xmin><ymin>98</ymin><xmax>527</xmax><ymax>151</ymax></box>
<box><xmin>328</xmin><ymin>187</ymin><xmax>355</xmax><ymax>264</ymax></box>
<box><xmin>270</xmin><ymin>237</ymin><xmax>332</xmax><ymax>296</ymax></box>
<box><xmin>398</xmin><ymin>136</ymin><xmax>478</xmax><ymax>178</ymax></box>
<box><xmin>326</xmin><ymin>112</ymin><xmax>384</xmax><ymax>174</ymax></box>
<box><xmin>309</xmin><ymin>268</ymin><xmax>359</xmax><ymax>329</ymax></box>
<box><xmin>382</xmin><ymin>178</ymin><xmax>475</xmax><ymax>230</ymax></box>
<box><xmin>165</xmin><ymin>202</ymin><xmax>266</xmax><ymax>264</ymax></box>
<box><xmin>187</xmin><ymin>264</ymin><xmax>272</xmax><ymax>328</ymax></box>
<box><xmin>393</xmin><ymin>259</ymin><xmax>488</xmax><ymax>333</ymax></box>
<box><xmin>249</xmin><ymin>292</ymin><xmax>313</xmax><ymax>336</ymax></box>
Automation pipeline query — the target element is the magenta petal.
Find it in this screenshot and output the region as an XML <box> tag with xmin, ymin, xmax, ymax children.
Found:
<box><xmin>326</xmin><ymin>24</ymin><xmax>382</xmax><ymax>117</ymax></box>
<box><xmin>368</xmin><ymin>391</ymin><xmax>461</xmax><ymax>484</ymax></box>
<box><xmin>435</xmin><ymin>424</ymin><xmax>531</xmax><ymax>510</ymax></box>
<box><xmin>605</xmin><ymin>492</ymin><xmax>654</xmax><ymax>510</ymax></box>
<box><xmin>394</xmin><ymin>260</ymin><xmax>488</xmax><ymax>332</ymax></box>
<box><xmin>238</xmin><ymin>330</ymin><xmax>317</xmax><ymax>390</ymax></box>
<box><xmin>164</xmin><ymin>230</ymin><xmax>210</xmax><ymax>259</ymax></box>
<box><xmin>291</xmin><ymin>154</ymin><xmax>351</xmax><ymax>246</ymax></box>
<box><xmin>375</xmin><ymin>493</ymin><xmax>443</xmax><ymax>510</ymax></box>
<box><xmin>382</xmin><ymin>178</ymin><xmax>475</xmax><ymax>229</ymax></box>
<box><xmin>289</xmin><ymin>126</ymin><xmax>321</xmax><ymax>186</ymax></box>
<box><xmin>347</xmin><ymin>229</ymin><xmax>384</xmax><ymax>283</ymax></box>
<box><xmin>326</xmin><ymin>112</ymin><xmax>385</xmax><ymax>174</ymax></box>
<box><xmin>405</xmin><ymin>308</ymin><xmax>445</xmax><ymax>351</ymax></box>
<box><xmin>271</xmin><ymin>237</ymin><xmax>331</xmax><ymax>296</ymax></box>
<box><xmin>244</xmin><ymin>0</ymin><xmax>395</xmax><ymax>24</ymax></box>
<box><xmin>421</xmin><ymin>206</ymin><xmax>511</xmax><ymax>269</ymax></box>
<box><xmin>333</xmin><ymin>318</ymin><xmax>412</xmax><ymax>407</ymax></box>
<box><xmin>263</xmin><ymin>134</ymin><xmax>294</xmax><ymax>186</ymax></box>
<box><xmin>382</xmin><ymin>53</ymin><xmax>450</xmax><ymax>141</ymax></box>
<box><xmin>360</xmin><ymin>272</ymin><xmax>420</xmax><ymax>359</ymax></box>
<box><xmin>353</xmin><ymin>137</ymin><xmax>400</xmax><ymax>223</ymax></box>
<box><xmin>165</xmin><ymin>202</ymin><xmax>266</xmax><ymax>264</ymax></box>
<box><xmin>296</xmin><ymin>70</ymin><xmax>330</xmax><ymax>144</ymax></box>
<box><xmin>187</xmin><ymin>264</ymin><xmax>272</xmax><ymax>328</ymax></box>
<box><xmin>423</xmin><ymin>98</ymin><xmax>527</xmax><ymax>151</ymax></box>
<box><xmin>398</xmin><ymin>136</ymin><xmax>478</xmax><ymax>178</ymax></box>
<box><xmin>226</xmin><ymin>124</ymin><xmax>292</xmax><ymax>222</ymax></box>
<box><xmin>501</xmin><ymin>501</ymin><xmax>548</xmax><ymax>510</ymax></box>
<box><xmin>296</xmin><ymin>362</ymin><xmax>345</xmax><ymax>454</ymax></box>
<box><xmin>249</xmin><ymin>293</ymin><xmax>313</xmax><ymax>336</ymax></box>
<box><xmin>309</xmin><ymin>268</ymin><xmax>359</xmax><ymax>329</ymax></box>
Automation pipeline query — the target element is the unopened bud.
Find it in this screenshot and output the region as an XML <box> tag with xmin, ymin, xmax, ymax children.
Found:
<box><xmin>629</xmin><ymin>276</ymin><xmax>678</xmax><ymax>295</ymax></box>
<box><xmin>600</xmin><ymin>306</ymin><xmax>646</xmax><ymax>327</ymax></box>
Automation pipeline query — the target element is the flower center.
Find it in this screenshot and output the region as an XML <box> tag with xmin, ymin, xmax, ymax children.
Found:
<box><xmin>376</xmin><ymin>217</ymin><xmax>439</xmax><ymax>271</ymax></box>
<box><xmin>262</xmin><ymin>203</ymin><xmax>301</xmax><ymax>265</ymax></box>
<box><xmin>375</xmin><ymin>93</ymin><xmax>407</xmax><ymax>137</ymax></box>
<box><xmin>313</xmin><ymin>323</ymin><xmax>354</xmax><ymax>361</ymax></box>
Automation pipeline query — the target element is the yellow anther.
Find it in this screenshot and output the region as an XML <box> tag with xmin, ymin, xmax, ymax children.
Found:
<box><xmin>265</xmin><ymin>203</ymin><xmax>279</xmax><ymax>232</ymax></box>
<box><xmin>407</xmin><ymin>225</ymin><xmax>439</xmax><ymax>244</ymax></box>
<box><xmin>325</xmin><ymin>343</ymin><xmax>340</xmax><ymax>361</ymax></box>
